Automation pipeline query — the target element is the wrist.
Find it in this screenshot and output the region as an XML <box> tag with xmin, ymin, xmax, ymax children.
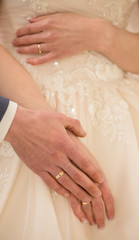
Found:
<box><xmin>5</xmin><ymin>106</ymin><xmax>32</xmax><ymax>143</ymax></box>
<box><xmin>88</xmin><ymin>18</ymin><xmax>117</xmax><ymax>54</ymax></box>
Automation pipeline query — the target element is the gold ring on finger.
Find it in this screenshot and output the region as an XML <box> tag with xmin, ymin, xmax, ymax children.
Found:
<box><xmin>55</xmin><ymin>170</ymin><xmax>65</xmax><ymax>180</ymax></box>
<box><xmin>37</xmin><ymin>43</ymin><xmax>42</xmax><ymax>54</ymax></box>
<box><xmin>81</xmin><ymin>201</ymin><xmax>91</xmax><ymax>206</ymax></box>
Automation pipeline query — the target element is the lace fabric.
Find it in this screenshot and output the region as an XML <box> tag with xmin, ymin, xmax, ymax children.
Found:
<box><xmin>0</xmin><ymin>2</ymin><xmax>139</xmax><ymax>239</ymax></box>
<box><xmin>21</xmin><ymin>0</ymin><xmax>137</xmax><ymax>27</ymax></box>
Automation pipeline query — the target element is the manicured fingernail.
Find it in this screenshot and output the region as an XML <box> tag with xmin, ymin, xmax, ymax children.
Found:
<box><xmin>26</xmin><ymin>59</ymin><xmax>31</xmax><ymax>63</ymax></box>
<box><xmin>26</xmin><ymin>17</ymin><xmax>32</xmax><ymax>21</ymax></box>
<box><xmin>109</xmin><ymin>215</ymin><xmax>114</xmax><ymax>220</ymax></box>
<box><xmin>98</xmin><ymin>224</ymin><xmax>105</xmax><ymax>229</ymax></box>
<box><xmin>81</xmin><ymin>218</ymin><xmax>88</xmax><ymax>224</ymax></box>
<box><xmin>91</xmin><ymin>221</ymin><xmax>95</xmax><ymax>226</ymax></box>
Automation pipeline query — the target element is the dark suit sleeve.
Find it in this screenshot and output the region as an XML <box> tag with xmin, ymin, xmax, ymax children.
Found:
<box><xmin>0</xmin><ymin>96</ymin><xmax>9</xmax><ymax>121</ymax></box>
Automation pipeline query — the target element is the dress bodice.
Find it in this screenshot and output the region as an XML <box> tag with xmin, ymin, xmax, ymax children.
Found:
<box><xmin>28</xmin><ymin>0</ymin><xmax>137</xmax><ymax>28</ymax></box>
<box><xmin>0</xmin><ymin>0</ymin><xmax>137</xmax><ymax>28</ymax></box>
<box><xmin>0</xmin><ymin>0</ymin><xmax>138</xmax><ymax>149</ymax></box>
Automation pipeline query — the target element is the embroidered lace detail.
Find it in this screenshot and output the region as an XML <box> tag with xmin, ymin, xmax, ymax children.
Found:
<box><xmin>86</xmin><ymin>0</ymin><xmax>137</xmax><ymax>27</ymax></box>
<box><xmin>0</xmin><ymin>142</ymin><xmax>15</xmax><ymax>158</ymax></box>
<box><xmin>24</xmin><ymin>0</ymin><xmax>137</xmax><ymax>27</ymax></box>
<box><xmin>22</xmin><ymin>49</ymin><xmax>139</xmax><ymax>145</ymax></box>
<box><xmin>0</xmin><ymin>143</ymin><xmax>15</xmax><ymax>198</ymax></box>
<box><xmin>22</xmin><ymin>0</ymin><xmax>49</xmax><ymax>16</ymax></box>
<box><xmin>0</xmin><ymin>159</ymin><xmax>9</xmax><ymax>199</ymax></box>
<box><xmin>29</xmin><ymin>0</ymin><xmax>49</xmax><ymax>16</ymax></box>
<box><xmin>15</xmin><ymin>0</ymin><xmax>138</xmax><ymax>146</ymax></box>
<box><xmin>88</xmin><ymin>88</ymin><xmax>130</xmax><ymax>144</ymax></box>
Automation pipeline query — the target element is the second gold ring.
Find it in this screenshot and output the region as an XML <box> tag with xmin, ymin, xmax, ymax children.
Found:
<box><xmin>81</xmin><ymin>201</ymin><xmax>90</xmax><ymax>206</ymax></box>
<box><xmin>55</xmin><ymin>171</ymin><xmax>65</xmax><ymax>180</ymax></box>
<box><xmin>37</xmin><ymin>44</ymin><xmax>42</xmax><ymax>54</ymax></box>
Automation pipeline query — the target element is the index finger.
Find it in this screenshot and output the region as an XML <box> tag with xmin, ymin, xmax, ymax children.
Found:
<box><xmin>16</xmin><ymin>20</ymin><xmax>45</xmax><ymax>37</ymax></box>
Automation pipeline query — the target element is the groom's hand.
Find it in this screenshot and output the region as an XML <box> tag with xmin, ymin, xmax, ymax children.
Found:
<box><xmin>5</xmin><ymin>106</ymin><xmax>103</xmax><ymax>203</ymax></box>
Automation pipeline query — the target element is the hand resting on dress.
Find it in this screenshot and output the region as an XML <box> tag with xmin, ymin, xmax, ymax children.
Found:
<box><xmin>13</xmin><ymin>12</ymin><xmax>107</xmax><ymax>65</ymax></box>
<box><xmin>67</xmin><ymin>130</ymin><xmax>114</xmax><ymax>228</ymax></box>
<box><xmin>5</xmin><ymin>106</ymin><xmax>114</xmax><ymax>228</ymax></box>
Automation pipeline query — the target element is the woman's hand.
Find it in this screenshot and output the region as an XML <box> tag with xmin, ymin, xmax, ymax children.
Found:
<box><xmin>13</xmin><ymin>13</ymin><xmax>105</xmax><ymax>65</ymax></box>
<box><xmin>67</xmin><ymin>130</ymin><xmax>114</xmax><ymax>229</ymax></box>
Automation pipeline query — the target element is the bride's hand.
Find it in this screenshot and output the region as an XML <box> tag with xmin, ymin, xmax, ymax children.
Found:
<box><xmin>12</xmin><ymin>13</ymin><xmax>107</xmax><ymax>65</ymax></box>
<box><xmin>67</xmin><ymin>130</ymin><xmax>114</xmax><ymax>228</ymax></box>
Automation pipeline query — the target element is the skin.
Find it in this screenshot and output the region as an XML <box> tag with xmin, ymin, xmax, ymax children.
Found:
<box><xmin>9</xmin><ymin>0</ymin><xmax>139</xmax><ymax>228</ymax></box>
<box><xmin>0</xmin><ymin>46</ymin><xmax>114</xmax><ymax>228</ymax></box>
<box><xmin>13</xmin><ymin>10</ymin><xmax>139</xmax><ymax>73</ymax></box>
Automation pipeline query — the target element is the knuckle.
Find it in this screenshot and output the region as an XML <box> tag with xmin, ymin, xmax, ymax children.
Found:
<box><xmin>57</xmin><ymin>138</ymin><xmax>67</xmax><ymax>149</ymax></box>
<box><xmin>93</xmin><ymin>199</ymin><xmax>103</xmax><ymax>211</ymax></box>
<box><xmin>46</xmin><ymin>31</ymin><xmax>53</xmax><ymax>40</ymax></box>
<box><xmin>80</xmin><ymin>158</ymin><xmax>89</xmax><ymax>169</ymax></box>
<box><xmin>92</xmin><ymin>168</ymin><xmax>101</xmax><ymax>179</ymax></box>
<box><xmin>76</xmin><ymin>190</ymin><xmax>89</xmax><ymax>202</ymax></box>
<box><xmin>85</xmin><ymin>183</ymin><xmax>94</xmax><ymax>193</ymax></box>
<box><xmin>46</xmin><ymin>18</ymin><xmax>53</xmax><ymax>25</ymax></box>
<box><xmin>51</xmin><ymin>151</ymin><xmax>63</xmax><ymax>164</ymax></box>
<box><xmin>26</xmin><ymin>26</ymin><xmax>32</xmax><ymax>34</ymax></box>
<box><xmin>72</xmin><ymin>171</ymin><xmax>81</xmax><ymax>182</ymax></box>
<box><xmin>24</xmin><ymin>36</ymin><xmax>30</xmax><ymax>44</ymax></box>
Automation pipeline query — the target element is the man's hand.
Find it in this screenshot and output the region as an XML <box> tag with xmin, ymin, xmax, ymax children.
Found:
<box><xmin>5</xmin><ymin>106</ymin><xmax>103</xmax><ymax>204</ymax></box>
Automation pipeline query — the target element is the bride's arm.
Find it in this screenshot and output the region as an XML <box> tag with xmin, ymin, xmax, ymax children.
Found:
<box><xmin>13</xmin><ymin>5</ymin><xmax>139</xmax><ymax>73</ymax></box>
<box><xmin>0</xmin><ymin>45</ymin><xmax>51</xmax><ymax>110</ymax></box>
<box><xmin>0</xmin><ymin>45</ymin><xmax>114</xmax><ymax>228</ymax></box>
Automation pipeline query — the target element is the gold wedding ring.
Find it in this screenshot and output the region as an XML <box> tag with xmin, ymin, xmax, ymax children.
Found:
<box><xmin>81</xmin><ymin>201</ymin><xmax>90</xmax><ymax>206</ymax></box>
<box><xmin>37</xmin><ymin>44</ymin><xmax>42</xmax><ymax>54</ymax></box>
<box><xmin>55</xmin><ymin>171</ymin><xmax>65</xmax><ymax>180</ymax></box>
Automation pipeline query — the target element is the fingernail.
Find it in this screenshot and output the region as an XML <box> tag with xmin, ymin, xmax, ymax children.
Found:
<box><xmin>81</xmin><ymin>218</ymin><xmax>88</xmax><ymax>224</ymax></box>
<box><xmin>98</xmin><ymin>224</ymin><xmax>105</xmax><ymax>230</ymax></box>
<box><xmin>26</xmin><ymin>59</ymin><xmax>31</xmax><ymax>63</ymax></box>
<box><xmin>91</xmin><ymin>221</ymin><xmax>95</xmax><ymax>226</ymax></box>
<box><xmin>109</xmin><ymin>215</ymin><xmax>114</xmax><ymax>220</ymax></box>
<box><xmin>26</xmin><ymin>16</ymin><xmax>32</xmax><ymax>21</ymax></box>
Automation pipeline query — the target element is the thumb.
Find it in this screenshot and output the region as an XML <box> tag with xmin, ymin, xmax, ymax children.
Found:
<box><xmin>64</xmin><ymin>116</ymin><xmax>86</xmax><ymax>138</ymax></box>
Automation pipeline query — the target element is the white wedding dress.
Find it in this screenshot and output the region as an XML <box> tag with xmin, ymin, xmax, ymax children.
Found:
<box><xmin>0</xmin><ymin>0</ymin><xmax>139</xmax><ymax>239</ymax></box>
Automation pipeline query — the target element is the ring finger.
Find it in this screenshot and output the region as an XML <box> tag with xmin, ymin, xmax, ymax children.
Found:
<box><xmin>16</xmin><ymin>43</ymin><xmax>50</xmax><ymax>55</ymax></box>
<box><xmin>92</xmin><ymin>198</ymin><xmax>105</xmax><ymax>229</ymax></box>
<box><xmin>81</xmin><ymin>201</ymin><xmax>95</xmax><ymax>226</ymax></box>
<box><xmin>52</xmin><ymin>167</ymin><xmax>92</xmax><ymax>203</ymax></box>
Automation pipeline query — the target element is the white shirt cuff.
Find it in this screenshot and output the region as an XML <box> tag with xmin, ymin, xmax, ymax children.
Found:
<box><xmin>0</xmin><ymin>101</ymin><xmax>17</xmax><ymax>143</ymax></box>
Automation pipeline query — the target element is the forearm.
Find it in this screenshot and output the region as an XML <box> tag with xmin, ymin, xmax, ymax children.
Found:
<box><xmin>95</xmin><ymin>20</ymin><xmax>139</xmax><ymax>73</ymax></box>
<box><xmin>0</xmin><ymin>45</ymin><xmax>51</xmax><ymax>111</ymax></box>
